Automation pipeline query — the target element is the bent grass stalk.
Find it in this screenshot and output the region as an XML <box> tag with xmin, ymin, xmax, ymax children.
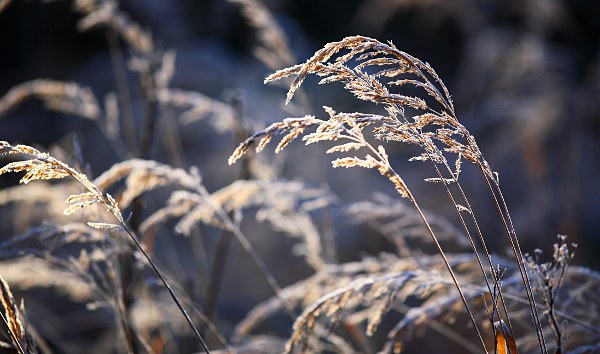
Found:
<box><xmin>229</xmin><ymin>35</ymin><xmax>547</xmax><ymax>352</ymax></box>
<box><xmin>0</xmin><ymin>142</ymin><xmax>211</xmax><ymax>353</ymax></box>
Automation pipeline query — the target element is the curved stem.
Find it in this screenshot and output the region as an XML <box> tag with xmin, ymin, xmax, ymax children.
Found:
<box><xmin>360</xmin><ymin>138</ymin><xmax>487</xmax><ymax>352</ymax></box>
<box><xmin>431</xmin><ymin>162</ymin><xmax>510</xmax><ymax>327</ymax></box>
<box><xmin>406</xmin><ymin>188</ymin><xmax>488</xmax><ymax>353</ymax></box>
<box><xmin>479</xmin><ymin>164</ymin><xmax>547</xmax><ymax>354</ymax></box>
<box><xmin>118</xmin><ymin>222</ymin><xmax>212</xmax><ymax>353</ymax></box>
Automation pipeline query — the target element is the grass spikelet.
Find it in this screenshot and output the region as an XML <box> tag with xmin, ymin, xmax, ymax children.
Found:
<box><xmin>0</xmin><ymin>275</ymin><xmax>25</xmax><ymax>346</ymax></box>
<box><xmin>250</xmin><ymin>134</ymin><xmax>270</xmax><ymax>154</ymax></box>
<box><xmin>276</xmin><ymin>128</ymin><xmax>305</xmax><ymax>153</ymax></box>
<box><xmin>63</xmin><ymin>199</ymin><xmax>100</xmax><ymax>216</ymax></box>
<box><xmin>228</xmin><ymin>116</ymin><xmax>321</xmax><ymax>165</ymax></box>
<box><xmin>86</xmin><ymin>222</ymin><xmax>123</xmax><ymax>231</ymax></box>
<box><xmin>331</xmin><ymin>156</ymin><xmax>374</xmax><ymax>169</ymax></box>
<box><xmin>94</xmin><ymin>159</ymin><xmax>201</xmax><ymax>209</ymax></box>
<box><xmin>235</xmin><ymin>35</ymin><xmax>546</xmax><ymax>353</ymax></box>
<box><xmin>325</xmin><ymin>142</ymin><xmax>364</xmax><ymax>154</ymax></box>
<box><xmin>0</xmin><ymin>274</ymin><xmax>36</xmax><ymax>353</ymax></box>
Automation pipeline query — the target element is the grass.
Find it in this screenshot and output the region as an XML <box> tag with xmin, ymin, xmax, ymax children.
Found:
<box><xmin>1</xmin><ymin>0</ymin><xmax>599</xmax><ymax>353</ymax></box>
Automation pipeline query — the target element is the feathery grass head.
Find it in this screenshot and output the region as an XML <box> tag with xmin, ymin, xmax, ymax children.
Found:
<box><xmin>231</xmin><ymin>35</ymin><xmax>495</xmax><ymax>183</ymax></box>
<box><xmin>228</xmin><ymin>35</ymin><xmax>571</xmax><ymax>353</ymax></box>
<box><xmin>0</xmin><ymin>141</ymin><xmax>124</xmax><ymax>228</ymax></box>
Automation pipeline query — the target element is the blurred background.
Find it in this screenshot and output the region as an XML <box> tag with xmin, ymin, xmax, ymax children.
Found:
<box><xmin>0</xmin><ymin>0</ymin><xmax>599</xmax><ymax>352</ymax></box>
<box><xmin>1</xmin><ymin>0</ymin><xmax>598</xmax><ymax>262</ymax></box>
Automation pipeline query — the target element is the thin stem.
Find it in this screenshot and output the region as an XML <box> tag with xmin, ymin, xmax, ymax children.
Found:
<box><xmin>547</xmin><ymin>282</ymin><xmax>563</xmax><ymax>354</ymax></box>
<box><xmin>360</xmin><ymin>138</ymin><xmax>487</xmax><ymax>353</ymax></box>
<box><xmin>117</xmin><ymin>221</ymin><xmax>212</xmax><ymax>353</ymax></box>
<box><xmin>203</xmin><ymin>228</ymin><xmax>234</xmax><ymax>323</ymax></box>
<box><xmin>407</xmin><ymin>190</ymin><xmax>488</xmax><ymax>353</ymax></box>
<box><xmin>430</xmin><ymin>163</ymin><xmax>506</xmax><ymax>325</ymax></box>
<box><xmin>433</xmin><ymin>159</ymin><xmax>515</xmax><ymax>334</ymax></box>
<box><xmin>0</xmin><ymin>310</ymin><xmax>25</xmax><ymax>354</ymax></box>
<box><xmin>437</xmin><ymin>273</ymin><xmax>600</xmax><ymax>334</ymax></box>
<box><xmin>479</xmin><ymin>165</ymin><xmax>547</xmax><ymax>354</ymax></box>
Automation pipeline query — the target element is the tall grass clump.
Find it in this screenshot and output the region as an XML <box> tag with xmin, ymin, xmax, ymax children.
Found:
<box><xmin>0</xmin><ymin>142</ymin><xmax>211</xmax><ymax>353</ymax></box>
<box><xmin>229</xmin><ymin>35</ymin><xmax>597</xmax><ymax>353</ymax></box>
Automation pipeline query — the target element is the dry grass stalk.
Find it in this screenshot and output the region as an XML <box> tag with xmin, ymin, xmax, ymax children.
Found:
<box><xmin>228</xmin><ymin>35</ymin><xmax>569</xmax><ymax>352</ymax></box>
<box><xmin>237</xmin><ymin>245</ymin><xmax>600</xmax><ymax>353</ymax></box>
<box><xmin>94</xmin><ymin>158</ymin><xmax>201</xmax><ymax>208</ymax></box>
<box><xmin>0</xmin><ymin>79</ymin><xmax>100</xmax><ymax>120</ymax></box>
<box><xmin>511</xmin><ymin>264</ymin><xmax>600</xmax><ymax>353</ymax></box>
<box><xmin>230</xmin><ymin>36</ymin><xmax>500</xmax><ymax>352</ymax></box>
<box><xmin>2</xmin><ymin>234</ymin><xmax>149</xmax><ymax>353</ymax></box>
<box><xmin>95</xmin><ymin>159</ymin><xmax>301</xmax><ymax>325</ymax></box>
<box><xmin>0</xmin><ymin>141</ymin><xmax>210</xmax><ymax>352</ymax></box>
<box><xmin>525</xmin><ymin>236</ymin><xmax>577</xmax><ymax>354</ymax></box>
<box><xmin>0</xmin><ymin>274</ymin><xmax>37</xmax><ymax>353</ymax></box>
<box><xmin>0</xmin><ymin>141</ymin><xmax>123</xmax><ymax>228</ymax></box>
<box><xmin>234</xmin><ymin>253</ymin><xmax>488</xmax><ymax>353</ymax></box>
<box><xmin>260</xmin><ymin>35</ymin><xmax>491</xmax><ymax>179</ymax></box>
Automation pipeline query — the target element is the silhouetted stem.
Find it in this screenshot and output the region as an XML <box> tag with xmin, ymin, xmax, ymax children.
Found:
<box><xmin>479</xmin><ymin>164</ymin><xmax>546</xmax><ymax>354</ymax></box>
<box><xmin>431</xmin><ymin>161</ymin><xmax>512</xmax><ymax>331</ymax></box>
<box><xmin>204</xmin><ymin>228</ymin><xmax>234</xmax><ymax>323</ymax></box>
<box><xmin>406</xmin><ymin>190</ymin><xmax>488</xmax><ymax>353</ymax></box>
<box><xmin>117</xmin><ymin>221</ymin><xmax>212</xmax><ymax>353</ymax></box>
